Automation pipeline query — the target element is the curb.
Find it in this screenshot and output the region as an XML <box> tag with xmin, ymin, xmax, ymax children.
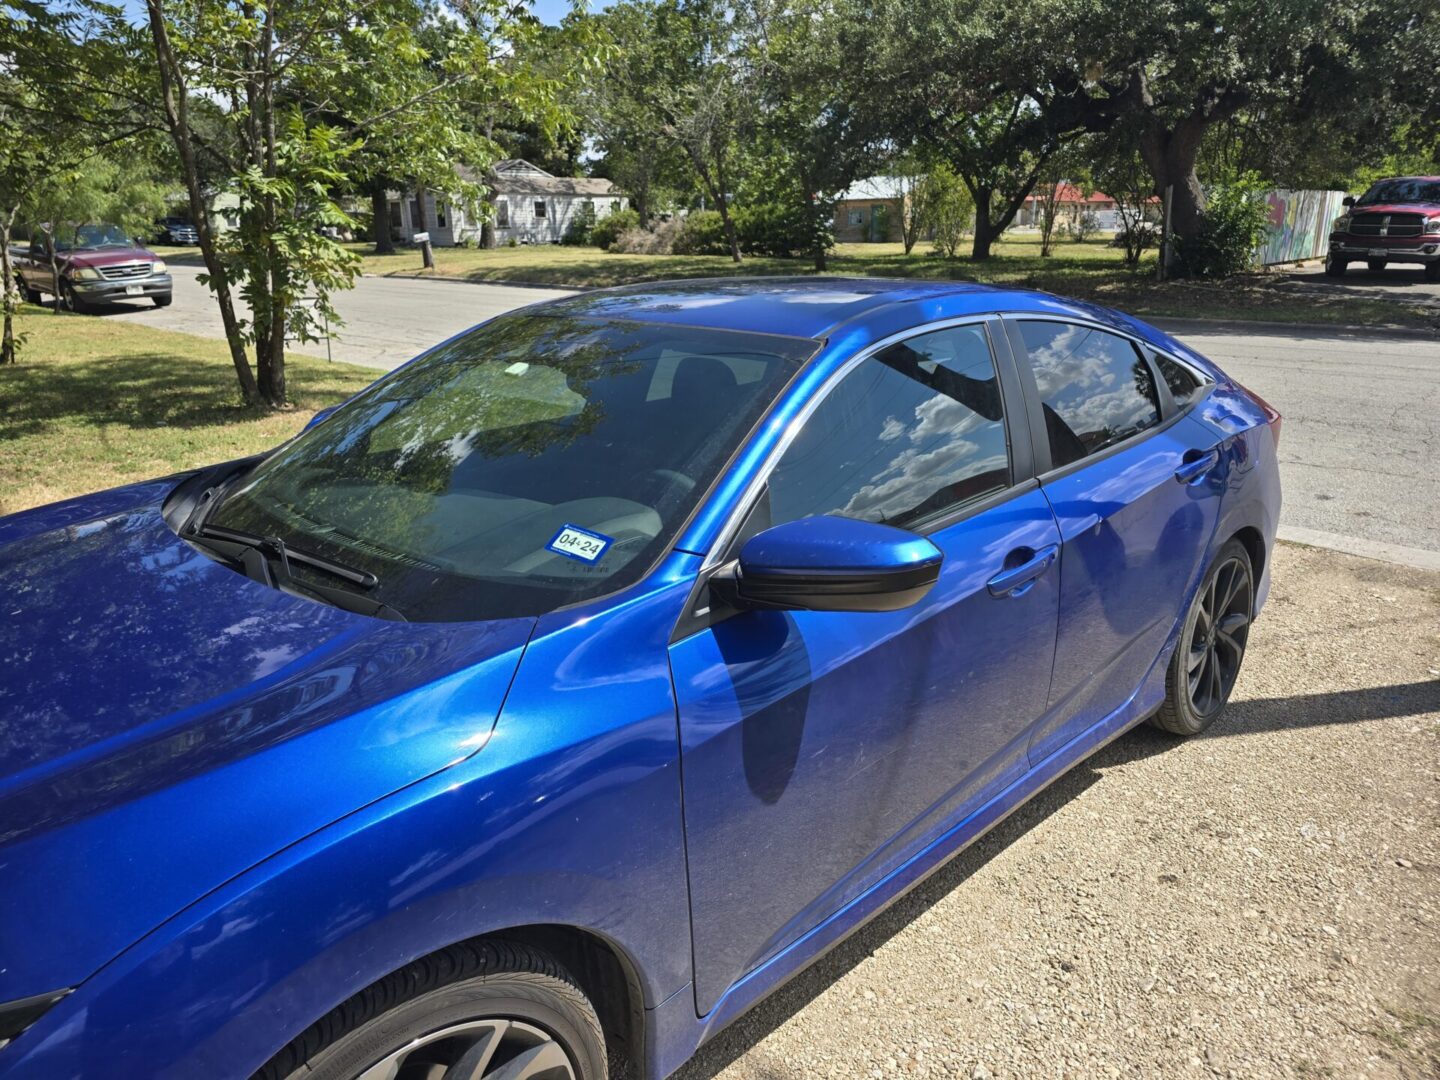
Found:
<box><xmin>361</xmin><ymin>271</ymin><xmax>587</xmax><ymax>292</ymax></box>
<box><xmin>1278</xmin><ymin>527</ymin><xmax>1440</xmax><ymax>573</ymax></box>
<box><xmin>1146</xmin><ymin>315</ymin><xmax>1438</xmax><ymax>340</ymax></box>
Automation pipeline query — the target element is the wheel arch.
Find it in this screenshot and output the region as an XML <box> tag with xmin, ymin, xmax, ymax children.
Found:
<box><xmin>1230</xmin><ymin>524</ymin><xmax>1266</xmax><ymax>603</ymax></box>
<box><xmin>250</xmin><ymin>923</ymin><xmax>648</xmax><ymax>1080</ymax></box>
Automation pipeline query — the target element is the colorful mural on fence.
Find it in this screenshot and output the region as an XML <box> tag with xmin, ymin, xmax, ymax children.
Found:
<box><xmin>1258</xmin><ymin>189</ymin><xmax>1348</xmax><ymax>265</ymax></box>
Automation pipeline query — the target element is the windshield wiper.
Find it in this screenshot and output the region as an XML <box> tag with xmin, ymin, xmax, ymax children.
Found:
<box><xmin>188</xmin><ymin>524</ymin><xmax>407</xmax><ymax>622</ymax></box>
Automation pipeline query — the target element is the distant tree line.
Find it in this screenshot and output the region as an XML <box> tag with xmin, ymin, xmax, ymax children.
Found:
<box><xmin>1</xmin><ymin>0</ymin><xmax>1435</xmax><ymax>400</ymax></box>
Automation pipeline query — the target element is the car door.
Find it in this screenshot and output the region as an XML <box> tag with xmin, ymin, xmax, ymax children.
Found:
<box><xmin>19</xmin><ymin>233</ymin><xmax>46</xmax><ymax>292</ymax></box>
<box><xmin>1002</xmin><ymin>318</ymin><xmax>1227</xmax><ymax>765</ymax></box>
<box><xmin>669</xmin><ymin>318</ymin><xmax>1063</xmax><ymax>1016</ymax></box>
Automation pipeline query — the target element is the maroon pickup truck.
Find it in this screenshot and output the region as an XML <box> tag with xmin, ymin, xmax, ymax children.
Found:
<box><xmin>1326</xmin><ymin>176</ymin><xmax>1440</xmax><ymax>280</ymax></box>
<box><xmin>14</xmin><ymin>223</ymin><xmax>173</xmax><ymax>312</ymax></box>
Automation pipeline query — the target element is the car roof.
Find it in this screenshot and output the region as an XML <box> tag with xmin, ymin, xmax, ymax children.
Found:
<box><xmin>533</xmin><ymin>276</ymin><xmax>1134</xmax><ymax>342</ymax></box>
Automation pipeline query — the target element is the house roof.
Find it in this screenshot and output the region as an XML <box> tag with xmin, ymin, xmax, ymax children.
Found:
<box><xmin>836</xmin><ymin>177</ymin><xmax>907</xmax><ymax>202</ymax></box>
<box><xmin>457</xmin><ymin>159</ymin><xmax>621</xmax><ymax>198</ymax></box>
<box><xmin>1023</xmin><ymin>182</ymin><xmax>1159</xmax><ymax>205</ymax></box>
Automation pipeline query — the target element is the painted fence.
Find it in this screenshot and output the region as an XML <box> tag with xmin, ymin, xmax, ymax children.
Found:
<box><xmin>1256</xmin><ymin>189</ymin><xmax>1348</xmax><ymax>265</ymax></box>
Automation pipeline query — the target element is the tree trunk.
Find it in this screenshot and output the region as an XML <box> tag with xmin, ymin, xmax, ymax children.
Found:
<box><xmin>371</xmin><ymin>185</ymin><xmax>395</xmax><ymax>255</ymax></box>
<box><xmin>45</xmin><ymin>225</ymin><xmax>62</xmax><ymax>312</ymax></box>
<box><xmin>970</xmin><ymin>187</ymin><xmax>996</xmax><ymax>260</ymax></box>
<box><xmin>146</xmin><ymin>0</ymin><xmax>261</xmax><ymax>406</ymax></box>
<box><xmin>0</xmin><ymin>214</ymin><xmax>16</xmax><ymax>364</ymax></box>
<box><xmin>1139</xmin><ymin>118</ymin><xmax>1208</xmax><ymax>257</ymax></box>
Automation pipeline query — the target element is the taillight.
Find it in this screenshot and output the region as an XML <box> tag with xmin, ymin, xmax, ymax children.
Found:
<box><xmin>1236</xmin><ymin>381</ymin><xmax>1282</xmax><ymax>448</ymax></box>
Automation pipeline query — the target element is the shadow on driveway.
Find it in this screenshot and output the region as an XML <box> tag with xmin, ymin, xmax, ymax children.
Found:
<box><xmin>670</xmin><ymin>676</ymin><xmax>1440</xmax><ymax>1080</ymax></box>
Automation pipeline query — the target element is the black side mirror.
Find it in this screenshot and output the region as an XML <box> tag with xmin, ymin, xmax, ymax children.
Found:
<box><xmin>1342</xmin><ymin>196</ymin><xmax>1356</xmax><ymax>208</ymax></box>
<box><xmin>718</xmin><ymin>515</ymin><xmax>943</xmax><ymax>614</ymax></box>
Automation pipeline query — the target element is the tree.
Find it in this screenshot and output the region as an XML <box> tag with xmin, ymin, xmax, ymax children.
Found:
<box><xmin>1092</xmin><ymin>135</ymin><xmax>1156</xmax><ymax>266</ymax></box>
<box><xmin>853</xmin><ymin>0</ymin><xmax>1101</xmax><ymax>259</ymax></box>
<box><xmin>735</xmin><ymin>0</ymin><xmax>889</xmax><ymax>271</ymax></box>
<box><xmin>915</xmin><ymin>164</ymin><xmax>974</xmax><ymax>258</ymax></box>
<box><xmin>585</xmin><ymin>3</ymin><xmax>692</xmax><ymax>226</ymax></box>
<box><xmin>0</xmin><ymin>0</ymin><xmax>147</xmax><ymax>362</ymax></box>
<box><xmin>1041</xmin><ymin>0</ymin><xmax>1439</xmax><ymax>255</ymax></box>
<box><xmin>144</xmin><ymin>0</ymin><xmax>576</xmax><ymax>407</ymax></box>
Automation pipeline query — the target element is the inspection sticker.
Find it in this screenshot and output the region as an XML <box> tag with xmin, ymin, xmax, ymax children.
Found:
<box><xmin>546</xmin><ymin>524</ymin><xmax>613</xmax><ymax>563</ymax></box>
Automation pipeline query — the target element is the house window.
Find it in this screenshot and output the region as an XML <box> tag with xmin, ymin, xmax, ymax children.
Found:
<box><xmin>534</xmin><ymin>200</ymin><xmax>547</xmax><ymax>219</ymax></box>
<box><xmin>435</xmin><ymin>201</ymin><xmax>447</xmax><ymax>228</ymax></box>
<box><xmin>495</xmin><ymin>201</ymin><xmax>510</xmax><ymax>228</ymax></box>
<box><xmin>847</xmin><ymin>209</ymin><xmax>864</xmax><ymax>226</ymax></box>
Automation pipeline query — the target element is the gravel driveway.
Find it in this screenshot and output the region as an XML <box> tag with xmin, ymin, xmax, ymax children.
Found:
<box><xmin>675</xmin><ymin>543</ymin><xmax>1440</xmax><ymax>1080</ymax></box>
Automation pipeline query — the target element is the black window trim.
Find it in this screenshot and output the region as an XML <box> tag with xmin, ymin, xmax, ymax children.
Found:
<box><xmin>1000</xmin><ymin>314</ymin><xmax>1211</xmax><ymax>484</ymax></box>
<box><xmin>670</xmin><ymin>313</ymin><xmax>1037</xmax><ymax>642</ymax></box>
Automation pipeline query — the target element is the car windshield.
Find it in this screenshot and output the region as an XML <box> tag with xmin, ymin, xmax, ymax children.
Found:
<box><xmin>1357</xmin><ymin>179</ymin><xmax>1440</xmax><ymax>205</ymax></box>
<box><xmin>206</xmin><ymin>314</ymin><xmax>813</xmax><ymax>621</ymax></box>
<box><xmin>55</xmin><ymin>224</ymin><xmax>133</xmax><ymax>251</ymax></box>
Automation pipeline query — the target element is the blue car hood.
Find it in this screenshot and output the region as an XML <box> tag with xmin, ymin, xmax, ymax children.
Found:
<box><xmin>0</xmin><ymin>479</ymin><xmax>535</xmax><ymax>998</ymax></box>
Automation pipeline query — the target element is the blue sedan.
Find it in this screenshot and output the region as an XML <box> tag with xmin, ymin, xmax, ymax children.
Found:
<box><xmin>0</xmin><ymin>279</ymin><xmax>1281</xmax><ymax>1080</ymax></box>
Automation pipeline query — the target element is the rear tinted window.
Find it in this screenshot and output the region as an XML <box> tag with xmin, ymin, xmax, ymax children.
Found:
<box><xmin>209</xmin><ymin>315</ymin><xmax>813</xmax><ymax>621</ymax></box>
<box><xmin>1154</xmin><ymin>352</ymin><xmax>1204</xmax><ymax>409</ymax></box>
<box><xmin>1016</xmin><ymin>321</ymin><xmax>1160</xmax><ymax>470</ymax></box>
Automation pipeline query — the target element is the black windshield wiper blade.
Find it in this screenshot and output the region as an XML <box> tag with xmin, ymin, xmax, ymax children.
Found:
<box><xmin>190</xmin><ymin>524</ymin><xmax>378</xmax><ymax>588</ymax></box>
<box><xmin>188</xmin><ymin>526</ymin><xmax>407</xmax><ymax>621</ymax></box>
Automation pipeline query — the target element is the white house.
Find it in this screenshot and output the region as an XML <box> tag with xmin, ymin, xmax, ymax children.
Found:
<box><xmin>391</xmin><ymin>160</ymin><xmax>627</xmax><ymax>246</ymax></box>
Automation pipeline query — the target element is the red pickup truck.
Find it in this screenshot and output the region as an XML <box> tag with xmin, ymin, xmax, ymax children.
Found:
<box><xmin>14</xmin><ymin>223</ymin><xmax>173</xmax><ymax>312</ymax></box>
<box><xmin>1325</xmin><ymin>176</ymin><xmax>1440</xmax><ymax>280</ymax></box>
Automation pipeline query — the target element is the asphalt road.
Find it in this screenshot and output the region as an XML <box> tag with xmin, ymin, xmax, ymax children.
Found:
<box><xmin>88</xmin><ymin>266</ymin><xmax>1440</xmax><ymax>564</ymax></box>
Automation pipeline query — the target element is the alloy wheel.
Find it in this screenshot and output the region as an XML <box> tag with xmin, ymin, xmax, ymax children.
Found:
<box><xmin>355</xmin><ymin>1018</ymin><xmax>576</xmax><ymax>1080</ymax></box>
<box><xmin>1184</xmin><ymin>556</ymin><xmax>1251</xmax><ymax>719</ymax></box>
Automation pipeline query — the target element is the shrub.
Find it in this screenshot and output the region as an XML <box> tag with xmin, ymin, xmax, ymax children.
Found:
<box><xmin>561</xmin><ymin>202</ymin><xmax>597</xmax><ymax>246</ymax></box>
<box><xmin>915</xmin><ymin>165</ymin><xmax>974</xmax><ymax>258</ymax></box>
<box><xmin>610</xmin><ymin>218</ymin><xmax>684</xmax><ymax>254</ymax></box>
<box><xmin>588</xmin><ymin>208</ymin><xmax>641</xmax><ymax>251</ymax></box>
<box><xmin>1177</xmin><ymin>175</ymin><xmax>1272</xmax><ymax>278</ymax></box>
<box><xmin>734</xmin><ymin>201</ymin><xmax>812</xmax><ymax>257</ymax></box>
<box><xmin>673</xmin><ymin>210</ymin><xmax>728</xmax><ymax>255</ymax></box>
<box><xmin>1065</xmin><ymin>209</ymin><xmax>1100</xmax><ymax>243</ymax></box>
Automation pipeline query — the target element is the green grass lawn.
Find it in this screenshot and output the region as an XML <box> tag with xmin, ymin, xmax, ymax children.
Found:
<box><xmin>354</xmin><ymin>235</ymin><xmax>1433</xmax><ymax>328</ymax></box>
<box><xmin>0</xmin><ymin>308</ymin><xmax>380</xmax><ymax>515</ymax></box>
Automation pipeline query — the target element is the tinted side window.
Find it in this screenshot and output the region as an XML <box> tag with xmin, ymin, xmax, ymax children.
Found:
<box><xmin>1016</xmin><ymin>321</ymin><xmax>1160</xmax><ymax>470</ymax></box>
<box><xmin>1154</xmin><ymin>352</ymin><xmax>1203</xmax><ymax>409</ymax></box>
<box><xmin>766</xmin><ymin>323</ymin><xmax>1010</xmax><ymax>531</ymax></box>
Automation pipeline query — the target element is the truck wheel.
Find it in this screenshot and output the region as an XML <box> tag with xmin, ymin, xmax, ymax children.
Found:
<box><xmin>1425</xmin><ymin>263</ymin><xmax>1440</xmax><ymax>283</ymax></box>
<box><xmin>1324</xmin><ymin>255</ymin><xmax>1347</xmax><ymax>277</ymax></box>
<box><xmin>16</xmin><ymin>277</ymin><xmax>41</xmax><ymax>304</ymax></box>
<box><xmin>58</xmin><ymin>281</ymin><xmax>88</xmax><ymax>314</ymax></box>
<box><xmin>1366</xmin><ymin>258</ymin><xmax>1386</xmax><ymax>272</ymax></box>
<box><xmin>153</xmin><ymin>293</ymin><xmax>172</xmax><ymax>308</ymax></box>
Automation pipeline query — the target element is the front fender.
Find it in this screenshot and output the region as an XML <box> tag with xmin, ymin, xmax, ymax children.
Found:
<box><xmin>0</xmin><ymin>559</ymin><xmax>699</xmax><ymax>1080</ymax></box>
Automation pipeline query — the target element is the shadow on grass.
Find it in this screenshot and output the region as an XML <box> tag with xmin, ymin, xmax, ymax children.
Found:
<box><xmin>672</xmin><ymin>676</ymin><xmax>1437</xmax><ymax>1080</ymax></box>
<box><xmin>0</xmin><ymin>349</ymin><xmax>363</xmax><ymax>442</ymax></box>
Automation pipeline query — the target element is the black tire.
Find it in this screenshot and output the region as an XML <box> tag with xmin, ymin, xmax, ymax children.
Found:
<box><xmin>153</xmin><ymin>292</ymin><xmax>172</xmax><ymax>308</ymax></box>
<box><xmin>1151</xmin><ymin>538</ymin><xmax>1254</xmax><ymax>737</ymax></box>
<box><xmin>17</xmin><ymin>278</ymin><xmax>42</xmax><ymax>304</ymax></box>
<box><xmin>1366</xmin><ymin>258</ymin><xmax>1387</xmax><ymax>272</ymax></box>
<box><xmin>1425</xmin><ymin>262</ymin><xmax>1440</xmax><ymax>283</ymax></box>
<box><xmin>255</xmin><ymin>939</ymin><xmax>606</xmax><ymax>1080</ymax></box>
<box><xmin>58</xmin><ymin>280</ymin><xmax>87</xmax><ymax>314</ymax></box>
<box><xmin>1323</xmin><ymin>254</ymin><xmax>1347</xmax><ymax>277</ymax></box>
